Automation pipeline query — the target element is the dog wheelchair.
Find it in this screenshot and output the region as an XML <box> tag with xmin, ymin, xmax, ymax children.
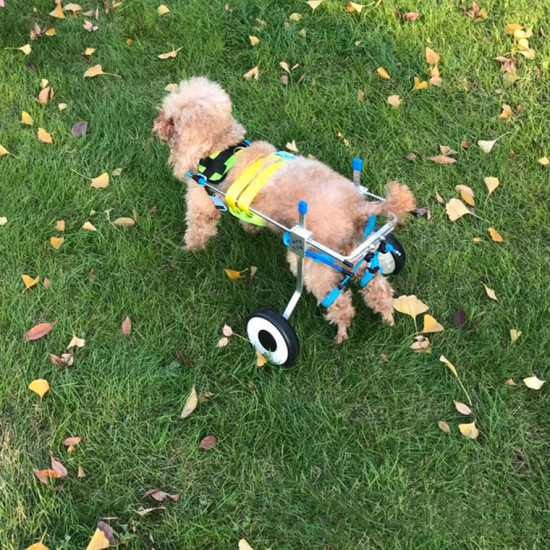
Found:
<box><xmin>190</xmin><ymin>157</ymin><xmax>405</xmax><ymax>366</ymax></box>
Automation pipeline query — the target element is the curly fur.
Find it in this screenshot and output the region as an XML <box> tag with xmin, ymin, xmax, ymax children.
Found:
<box><xmin>154</xmin><ymin>77</ymin><xmax>416</xmax><ymax>343</ymax></box>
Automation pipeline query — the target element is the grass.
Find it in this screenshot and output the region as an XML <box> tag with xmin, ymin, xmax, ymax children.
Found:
<box><xmin>1</xmin><ymin>0</ymin><xmax>550</xmax><ymax>548</ymax></box>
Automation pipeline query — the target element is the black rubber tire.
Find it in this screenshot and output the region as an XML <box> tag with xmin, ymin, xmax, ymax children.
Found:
<box><xmin>246</xmin><ymin>308</ymin><xmax>299</xmax><ymax>366</ymax></box>
<box><xmin>379</xmin><ymin>233</ymin><xmax>406</xmax><ymax>276</ymax></box>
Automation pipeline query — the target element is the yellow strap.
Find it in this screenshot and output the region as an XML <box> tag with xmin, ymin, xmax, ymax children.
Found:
<box><xmin>237</xmin><ymin>160</ymin><xmax>286</xmax><ymax>215</ymax></box>
<box><xmin>225</xmin><ymin>154</ymin><xmax>278</xmax><ymax>210</ymax></box>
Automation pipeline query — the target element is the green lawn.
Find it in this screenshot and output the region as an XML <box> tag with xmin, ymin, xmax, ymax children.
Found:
<box><xmin>1</xmin><ymin>0</ymin><xmax>550</xmax><ymax>548</ymax></box>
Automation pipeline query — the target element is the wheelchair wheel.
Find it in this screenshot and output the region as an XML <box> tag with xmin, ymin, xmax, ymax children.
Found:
<box><xmin>246</xmin><ymin>308</ymin><xmax>299</xmax><ymax>366</ymax></box>
<box><xmin>378</xmin><ymin>233</ymin><xmax>406</xmax><ymax>276</ymax></box>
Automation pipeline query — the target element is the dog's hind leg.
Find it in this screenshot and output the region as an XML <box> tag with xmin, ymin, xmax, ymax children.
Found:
<box><xmin>361</xmin><ymin>272</ymin><xmax>395</xmax><ymax>326</ymax></box>
<box><xmin>183</xmin><ymin>181</ymin><xmax>221</xmax><ymax>250</ymax></box>
<box><xmin>287</xmin><ymin>254</ymin><xmax>355</xmax><ymax>344</ymax></box>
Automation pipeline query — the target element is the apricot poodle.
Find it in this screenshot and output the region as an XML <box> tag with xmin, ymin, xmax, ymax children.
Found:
<box><xmin>154</xmin><ymin>77</ymin><xmax>415</xmax><ymax>343</ymax></box>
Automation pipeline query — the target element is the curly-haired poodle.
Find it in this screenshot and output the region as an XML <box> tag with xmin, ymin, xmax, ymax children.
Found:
<box><xmin>154</xmin><ymin>77</ymin><xmax>415</xmax><ymax>343</ymax></box>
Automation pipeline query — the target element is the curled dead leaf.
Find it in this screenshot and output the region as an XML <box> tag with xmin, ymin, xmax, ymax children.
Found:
<box><xmin>438</xmin><ymin>420</ymin><xmax>451</xmax><ymax>434</ymax></box>
<box><xmin>199</xmin><ymin>435</ymin><xmax>217</xmax><ymax>450</ymax></box>
<box><xmin>459</xmin><ymin>421</ymin><xmax>479</xmax><ymax>439</ymax></box>
<box><xmin>180</xmin><ymin>386</ymin><xmax>198</xmax><ymax>419</ymax></box>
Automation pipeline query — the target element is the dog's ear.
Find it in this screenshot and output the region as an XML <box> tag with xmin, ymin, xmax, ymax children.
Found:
<box><xmin>153</xmin><ymin>109</ymin><xmax>174</xmax><ymax>142</ymax></box>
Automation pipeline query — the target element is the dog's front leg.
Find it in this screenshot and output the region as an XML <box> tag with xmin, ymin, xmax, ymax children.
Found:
<box><xmin>183</xmin><ymin>180</ymin><xmax>221</xmax><ymax>250</ymax></box>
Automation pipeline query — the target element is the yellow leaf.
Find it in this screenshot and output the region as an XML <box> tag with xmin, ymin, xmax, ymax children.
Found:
<box><xmin>510</xmin><ymin>329</ymin><xmax>522</xmax><ymax>343</ymax></box>
<box><xmin>256</xmin><ymin>349</ymin><xmax>267</xmax><ymax>367</ymax></box>
<box><xmin>64</xmin><ymin>3</ymin><xmax>83</xmax><ymax>12</ymax></box>
<box><xmin>445</xmin><ymin>198</ymin><xmax>470</xmax><ymax>222</ymax></box>
<box><xmin>86</xmin><ymin>528</ymin><xmax>110</xmax><ymax>550</ymax></box>
<box><xmin>439</xmin><ymin>355</ymin><xmax>459</xmax><ymax>379</ymax></box>
<box><xmin>91</xmin><ymin>172</ymin><xmax>109</xmax><ymax>188</ymax></box>
<box><xmin>421</xmin><ymin>314</ymin><xmax>444</xmax><ymax>333</ymax></box>
<box><xmin>377</xmin><ymin>66</ymin><xmax>390</xmax><ymax>80</ymax></box>
<box><xmin>518</xmin><ymin>48</ymin><xmax>535</xmax><ymax>60</ymax></box>
<box><xmin>58</xmin><ymin>103</ymin><xmax>68</xmax><ymax>111</ymax></box>
<box><xmin>158</xmin><ymin>47</ymin><xmax>182</xmax><ymax>59</ymax></box>
<box><xmin>500</xmin><ymin>104</ymin><xmax>513</xmax><ymax>119</ymax></box>
<box><xmin>458</xmin><ymin>422</ymin><xmax>479</xmax><ymax>440</ymax></box>
<box><xmin>84</xmin><ymin>64</ymin><xmax>106</xmax><ymax>77</ymax></box>
<box><xmin>280</xmin><ymin>61</ymin><xmax>290</xmax><ymax>73</ymax></box>
<box><xmin>223</xmin><ymin>268</ymin><xmax>243</xmax><ymax>280</ymax></box>
<box><xmin>49</xmin><ymin>4</ymin><xmax>65</xmax><ymax>18</ymax></box>
<box><xmin>19</xmin><ymin>44</ymin><xmax>32</xmax><ymax>55</ymax></box>
<box><xmin>50</xmin><ymin>236</ymin><xmax>65</xmax><ymax>250</ymax></box>
<box><xmin>0</xmin><ymin>145</ymin><xmax>10</xmax><ymax>157</ymax></box>
<box><xmin>25</xmin><ymin>543</ymin><xmax>50</xmax><ymax>550</ymax></box>
<box><xmin>506</xmin><ymin>378</ymin><xmax>517</xmax><ymax>386</ymax></box>
<box><xmin>239</xmin><ymin>540</ymin><xmax>254</xmax><ymax>550</ymax></box>
<box><xmin>0</xmin><ymin>217</ymin><xmax>8</xmax><ymax>225</ymax></box>
<box><xmin>488</xmin><ymin>227</ymin><xmax>503</xmax><ymax>242</ymax></box>
<box><xmin>286</xmin><ymin>140</ymin><xmax>299</xmax><ymax>153</ymax></box>
<box><xmin>472</xmin><ymin>237</ymin><xmax>482</xmax><ymax>242</ymax></box>
<box><xmin>29</xmin><ymin>378</ymin><xmax>50</xmax><ymax>398</ymax></box>
<box><xmin>157</xmin><ymin>4</ymin><xmax>170</xmax><ymax>15</ymax></box>
<box><xmin>306</xmin><ymin>0</ymin><xmax>322</xmax><ymax>10</ymax></box>
<box><xmin>112</xmin><ymin>217</ymin><xmax>135</xmax><ymax>227</ymax></box>
<box><xmin>347</xmin><ymin>2</ymin><xmax>366</xmax><ymax>13</ymax></box>
<box><xmin>393</xmin><ymin>295</ymin><xmax>429</xmax><ymax>320</ymax></box>
<box><xmin>478</xmin><ymin>139</ymin><xmax>496</xmax><ymax>153</ymax></box>
<box><xmin>538</xmin><ymin>156</ymin><xmax>549</xmax><ymax>166</ymax></box>
<box><xmin>483</xmin><ymin>283</ymin><xmax>498</xmax><ymax>301</ymax></box>
<box><xmin>84</xmin><ymin>47</ymin><xmax>96</xmax><ymax>55</ymax></box>
<box><xmin>22</xmin><ymin>274</ymin><xmax>40</xmax><ymax>289</ymax></box>
<box><xmin>164</xmin><ymin>83</ymin><xmax>178</xmax><ymax>92</ymax></box>
<box><xmin>126</xmin><ymin>38</ymin><xmax>134</xmax><ymax>46</ymax></box>
<box><xmin>55</xmin><ymin>219</ymin><xmax>65</xmax><ymax>232</ymax></box>
<box><xmin>455</xmin><ymin>185</ymin><xmax>475</xmax><ymax>206</ymax></box>
<box><xmin>425</xmin><ymin>47</ymin><xmax>440</xmax><ymax>65</ymax></box>
<box><xmin>21</xmin><ymin>111</ymin><xmax>34</xmax><ymax>125</ymax></box>
<box><xmin>429</xmin><ymin>64</ymin><xmax>442</xmax><ymax>86</ymax></box>
<box><xmin>289</xmin><ymin>12</ymin><xmax>302</xmax><ymax>21</ymax></box>
<box><xmin>357</xmin><ymin>89</ymin><xmax>365</xmax><ymax>101</ymax></box>
<box><xmin>249</xmin><ymin>35</ymin><xmax>260</xmax><ymax>46</ymax></box>
<box><xmin>413</xmin><ymin>76</ymin><xmax>428</xmax><ymax>90</ymax></box>
<box><xmin>38</xmin><ymin>127</ymin><xmax>53</xmax><ymax>144</ymax></box>
<box><xmin>45</xmin><ymin>28</ymin><xmax>56</xmax><ymax>36</ymax></box>
<box><xmin>505</xmin><ymin>23</ymin><xmax>523</xmax><ymax>34</ymax></box>
<box><xmin>387</xmin><ymin>94</ymin><xmax>401</xmax><ymax>108</ymax></box>
<box><xmin>523</xmin><ymin>375</ymin><xmax>545</xmax><ymax>390</ymax></box>
<box><xmin>484</xmin><ymin>176</ymin><xmax>500</xmax><ymax>195</ymax></box>
<box><xmin>180</xmin><ymin>385</ymin><xmax>198</xmax><ymax>418</ymax></box>
<box><xmin>243</xmin><ymin>66</ymin><xmax>259</xmax><ymax>80</ymax></box>
<box><xmin>298</xmin><ymin>28</ymin><xmax>307</xmax><ymax>37</ymax></box>
<box><xmin>82</xmin><ymin>221</ymin><xmax>97</xmax><ymax>231</ymax></box>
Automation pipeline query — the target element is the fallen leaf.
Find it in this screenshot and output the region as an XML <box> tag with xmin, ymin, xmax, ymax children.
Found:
<box><xmin>58</xmin><ymin>103</ymin><xmax>68</xmax><ymax>111</ymax></box>
<box><xmin>421</xmin><ymin>314</ymin><xmax>444</xmax><ymax>333</ymax></box>
<box><xmin>0</xmin><ymin>145</ymin><xmax>10</xmax><ymax>157</ymax></box>
<box><xmin>26</xmin><ymin>322</ymin><xmax>54</xmax><ymax>341</ymax></box>
<box><xmin>488</xmin><ymin>227</ymin><xmax>503</xmax><ymax>242</ymax></box>
<box><xmin>65</xmin><ymin>3</ymin><xmax>83</xmax><ymax>12</ymax></box>
<box><xmin>180</xmin><ymin>385</ymin><xmax>198</xmax><ymax>419</ymax></box>
<box><xmin>63</xmin><ymin>436</ymin><xmax>82</xmax><ymax>446</ymax></box>
<box><xmin>510</xmin><ymin>329</ymin><xmax>522</xmax><ymax>343</ymax></box>
<box><xmin>72</xmin><ymin>121</ymin><xmax>88</xmax><ymax>137</ymax></box>
<box><xmin>500</xmin><ymin>104</ymin><xmax>513</xmax><ymax>120</ymax></box>
<box><xmin>55</xmin><ymin>219</ymin><xmax>65</xmax><ymax>232</ymax></box>
<box><xmin>454</xmin><ymin>401</ymin><xmax>473</xmax><ymax>415</ymax></box>
<box><xmin>250</xmin><ymin>266</ymin><xmax>258</xmax><ymax>278</ymax></box>
<box><xmin>84</xmin><ymin>64</ymin><xmax>105</xmax><ymax>77</ymax></box>
<box><xmin>484</xmin><ymin>176</ymin><xmax>500</xmax><ymax>195</ymax></box>
<box><xmin>112</xmin><ymin>217</ymin><xmax>135</xmax><ymax>227</ymax></box>
<box><xmin>387</xmin><ymin>94</ymin><xmax>402</xmax><ymax>108</ymax></box>
<box><xmin>410</xmin><ymin>335</ymin><xmax>431</xmax><ymax>353</ymax></box>
<box><xmin>157</xmin><ymin>4</ymin><xmax>170</xmax><ymax>15</ymax></box>
<box><xmin>50</xmin><ymin>236</ymin><xmax>64</xmax><ymax>250</ymax></box>
<box><xmin>223</xmin><ymin>268</ymin><xmax>243</xmax><ymax>280</ymax></box>
<box><xmin>29</xmin><ymin>379</ymin><xmax>50</xmax><ymax>397</ymax></box>
<box><xmin>49</xmin><ymin>3</ymin><xmax>65</xmax><ymax>18</ymax></box>
<box><xmin>51</xmin><ymin>457</ymin><xmax>68</xmax><ymax>477</ymax></box>
<box><xmin>347</xmin><ymin>2</ymin><xmax>366</xmax><ymax>13</ymax></box>
<box><xmin>222</xmin><ymin>324</ymin><xmax>233</xmax><ymax>337</ymax></box>
<box><xmin>21</xmin><ymin>111</ymin><xmax>34</xmax><ymax>125</ymax></box>
<box><xmin>393</xmin><ymin>295</ymin><xmax>429</xmax><ymax>319</ymax></box>
<box><xmin>244</xmin><ymin>65</ymin><xmax>259</xmax><ymax>80</ymax></box>
<box><xmin>199</xmin><ymin>435</ymin><xmax>217</xmax><ymax>450</ymax></box>
<box><xmin>78</xmin><ymin>465</ymin><xmax>86</xmax><ymax>477</ymax></box>
<box><xmin>121</xmin><ymin>316</ymin><xmax>132</xmax><ymax>335</ymax></box>
<box><xmin>405</xmin><ymin>152</ymin><xmax>416</xmax><ymax>161</ymax></box>
<box><xmin>461</xmin><ymin>139</ymin><xmax>469</xmax><ymax>148</ymax></box>
<box><xmin>40</xmin><ymin>79</ymin><xmax>49</xmax><ymax>89</ymax></box>
<box><xmin>91</xmin><ymin>172</ymin><xmax>109</xmax><ymax>189</ymax></box>
<box><xmin>537</xmin><ymin>156</ymin><xmax>549</xmax><ymax>166</ymax></box>
<box><xmin>483</xmin><ymin>283</ymin><xmax>498</xmax><ymax>301</ymax></box>
<box><xmin>459</xmin><ymin>422</ymin><xmax>479</xmax><ymax>439</ymax></box>
<box><xmin>164</xmin><ymin>83</ymin><xmax>178</xmax><ymax>92</ymax></box>
<box><xmin>504</xmin><ymin>23</ymin><xmax>523</xmax><ymax>34</ymax></box>
<box><xmin>478</xmin><ymin>139</ymin><xmax>497</xmax><ymax>153</ymax></box>
<box><xmin>43</xmin><ymin>278</ymin><xmax>50</xmax><ymax>289</ymax></box>
<box><xmin>85</xmin><ymin>528</ymin><xmax>110</xmax><ymax>550</ymax></box>
<box><xmin>34</xmin><ymin>468</ymin><xmax>62</xmax><ymax>485</ymax></box>
<box><xmin>22</xmin><ymin>274</ymin><xmax>40</xmax><ymax>289</ymax></box>
<box><xmin>83</xmin><ymin>20</ymin><xmax>99</xmax><ymax>31</ymax></box>
<box><xmin>82</xmin><ymin>221</ymin><xmax>97</xmax><ymax>231</ymax></box>
<box><xmin>84</xmin><ymin>47</ymin><xmax>96</xmax><ymax>56</ymax></box>
<box><xmin>50</xmin><ymin>352</ymin><xmax>74</xmax><ymax>366</ymax></box>
<box><xmin>280</xmin><ymin>61</ymin><xmax>290</xmax><ymax>73</ymax></box>
<box><xmin>158</xmin><ymin>48</ymin><xmax>182</xmax><ymax>59</ymax></box>
<box><xmin>256</xmin><ymin>349</ymin><xmax>267</xmax><ymax>367</ymax></box>
<box><xmin>429</xmin><ymin>155</ymin><xmax>456</xmax><ymax>164</ymax></box>
<box><xmin>452</xmin><ymin>309</ymin><xmax>468</xmax><ymax>328</ymax></box>
<box><xmin>455</xmin><ymin>185</ymin><xmax>475</xmax><ymax>206</ymax></box>
<box><xmin>438</xmin><ymin>420</ymin><xmax>451</xmax><ymax>434</ymax></box>
<box><xmin>425</xmin><ymin>47</ymin><xmax>440</xmax><ymax>65</ymax></box>
<box><xmin>67</xmin><ymin>335</ymin><xmax>85</xmax><ymax>349</ymax></box>
<box><xmin>404</xmin><ymin>12</ymin><xmax>420</xmax><ymax>20</ymax></box>
<box><xmin>239</xmin><ymin>541</ymin><xmax>254</xmax><ymax>550</ymax></box>
<box><xmin>445</xmin><ymin>198</ymin><xmax>470</xmax><ymax>221</ymax></box>
<box><xmin>198</xmin><ymin>391</ymin><xmax>214</xmax><ymax>403</ymax></box>
<box><xmin>429</xmin><ymin>64</ymin><xmax>442</xmax><ymax>86</ymax></box>
<box><xmin>440</xmin><ymin>355</ymin><xmax>459</xmax><ymax>379</ymax></box>
<box><xmin>377</xmin><ymin>66</ymin><xmax>390</xmax><ymax>80</ymax></box>
<box><xmin>136</xmin><ymin>506</ymin><xmax>165</xmax><ymax>516</ymax></box>
<box><xmin>523</xmin><ymin>375</ymin><xmax>545</xmax><ymax>390</ymax></box>
<box><xmin>289</xmin><ymin>12</ymin><xmax>302</xmax><ymax>21</ymax></box>
<box><xmin>413</xmin><ymin>76</ymin><xmax>429</xmax><ymax>90</ymax></box>
<box><xmin>0</xmin><ymin>216</ymin><xmax>7</xmax><ymax>225</ymax></box>
<box><xmin>298</xmin><ymin>29</ymin><xmax>307</xmax><ymax>37</ymax></box>
<box><xmin>217</xmin><ymin>336</ymin><xmax>229</xmax><ymax>347</ymax></box>
<box><xmin>25</xmin><ymin>543</ymin><xmax>50</xmax><ymax>550</ymax></box>
<box><xmin>38</xmin><ymin>127</ymin><xmax>53</xmax><ymax>144</ymax></box>
<box><xmin>249</xmin><ymin>35</ymin><xmax>259</xmax><ymax>46</ymax></box>
<box><xmin>506</xmin><ymin>378</ymin><xmax>517</xmax><ymax>386</ymax></box>
<box><xmin>306</xmin><ymin>0</ymin><xmax>322</xmax><ymax>10</ymax></box>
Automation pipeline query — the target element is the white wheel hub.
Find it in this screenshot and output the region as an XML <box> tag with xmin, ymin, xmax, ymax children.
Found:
<box><xmin>378</xmin><ymin>252</ymin><xmax>396</xmax><ymax>275</ymax></box>
<box><xmin>246</xmin><ymin>316</ymin><xmax>289</xmax><ymax>365</ymax></box>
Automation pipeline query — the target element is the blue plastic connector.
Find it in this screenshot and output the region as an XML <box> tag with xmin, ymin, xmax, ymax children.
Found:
<box><xmin>298</xmin><ymin>200</ymin><xmax>308</xmax><ymax>215</ymax></box>
<box><xmin>352</xmin><ymin>157</ymin><xmax>363</xmax><ymax>172</ymax></box>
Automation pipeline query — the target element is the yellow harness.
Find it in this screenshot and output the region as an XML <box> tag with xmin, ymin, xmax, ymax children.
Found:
<box><xmin>225</xmin><ymin>153</ymin><xmax>289</xmax><ymax>226</ymax></box>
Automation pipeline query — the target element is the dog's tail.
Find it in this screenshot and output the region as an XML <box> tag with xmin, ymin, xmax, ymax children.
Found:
<box><xmin>358</xmin><ymin>181</ymin><xmax>416</xmax><ymax>223</ymax></box>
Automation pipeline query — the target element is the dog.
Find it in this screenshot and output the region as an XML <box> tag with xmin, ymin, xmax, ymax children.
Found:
<box><xmin>153</xmin><ymin>77</ymin><xmax>415</xmax><ymax>344</ymax></box>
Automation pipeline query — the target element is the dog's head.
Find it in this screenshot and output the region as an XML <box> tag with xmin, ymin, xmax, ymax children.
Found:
<box><xmin>153</xmin><ymin>77</ymin><xmax>246</xmax><ymax>179</ymax></box>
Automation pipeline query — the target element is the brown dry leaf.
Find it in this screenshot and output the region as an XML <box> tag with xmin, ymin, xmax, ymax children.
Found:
<box><xmin>223</xmin><ymin>268</ymin><xmax>243</xmax><ymax>280</ymax></box>
<box><xmin>112</xmin><ymin>217</ymin><xmax>135</xmax><ymax>227</ymax></box>
<box><xmin>51</xmin><ymin>457</ymin><xmax>68</xmax><ymax>477</ymax></box>
<box><xmin>199</xmin><ymin>391</ymin><xmax>214</xmax><ymax>403</ymax></box>
<box><xmin>180</xmin><ymin>386</ymin><xmax>198</xmax><ymax>419</ymax></box>
<box><xmin>484</xmin><ymin>176</ymin><xmax>499</xmax><ymax>195</ymax></box>
<box><xmin>523</xmin><ymin>376</ymin><xmax>545</xmax><ymax>390</ymax></box>
<box><xmin>67</xmin><ymin>335</ymin><xmax>85</xmax><ymax>349</ymax></box>
<box><xmin>55</xmin><ymin>219</ymin><xmax>65</xmax><ymax>232</ymax></box>
<box><xmin>50</xmin><ymin>236</ymin><xmax>64</xmax><ymax>250</ymax></box>
<box><xmin>82</xmin><ymin>221</ymin><xmax>97</xmax><ymax>231</ymax></box>
<box><xmin>488</xmin><ymin>227</ymin><xmax>504</xmax><ymax>242</ymax></box>
<box><xmin>387</xmin><ymin>95</ymin><xmax>402</xmax><ymax>108</ymax></box>
<box><xmin>440</xmin><ymin>355</ymin><xmax>459</xmax><ymax>379</ymax></box>
<box><xmin>22</xmin><ymin>274</ymin><xmax>40</xmax><ymax>290</ymax></box>
<box><xmin>377</xmin><ymin>66</ymin><xmax>390</xmax><ymax>80</ymax></box>
<box><xmin>413</xmin><ymin>76</ymin><xmax>429</xmax><ymax>91</ymax></box>
<box><xmin>21</xmin><ymin>111</ymin><xmax>34</xmax><ymax>125</ymax></box>
<box><xmin>50</xmin><ymin>3</ymin><xmax>65</xmax><ymax>18</ymax></box>
<box><xmin>158</xmin><ymin>47</ymin><xmax>182</xmax><ymax>59</ymax></box>
<box><xmin>63</xmin><ymin>436</ymin><xmax>82</xmax><ymax>446</ymax></box>
<box><xmin>34</xmin><ymin>468</ymin><xmax>62</xmax><ymax>485</ymax></box>
<box><xmin>455</xmin><ymin>185</ymin><xmax>475</xmax><ymax>206</ymax></box>
<box><xmin>121</xmin><ymin>316</ymin><xmax>132</xmax><ymax>335</ymax></box>
<box><xmin>83</xmin><ymin>20</ymin><xmax>99</xmax><ymax>31</ymax></box>
<box><xmin>459</xmin><ymin>422</ymin><xmax>479</xmax><ymax>439</ymax></box>
<box><xmin>483</xmin><ymin>283</ymin><xmax>498</xmax><ymax>301</ymax></box>
<box><xmin>50</xmin><ymin>352</ymin><xmax>74</xmax><ymax>366</ymax></box>
<box><xmin>256</xmin><ymin>349</ymin><xmax>267</xmax><ymax>367</ymax></box>
<box><xmin>506</xmin><ymin>378</ymin><xmax>517</xmax><ymax>386</ymax></box>
<box><xmin>249</xmin><ymin>35</ymin><xmax>260</xmax><ymax>46</ymax></box>
<box><xmin>157</xmin><ymin>4</ymin><xmax>170</xmax><ymax>15</ymax></box>
<box><xmin>84</xmin><ymin>64</ymin><xmax>106</xmax><ymax>77</ymax></box>
<box><xmin>454</xmin><ymin>401</ymin><xmax>473</xmax><ymax>415</ymax></box>
<box><xmin>306</xmin><ymin>0</ymin><xmax>322</xmax><ymax>10</ymax></box>
<box><xmin>29</xmin><ymin>379</ymin><xmax>50</xmax><ymax>397</ymax></box>
<box><xmin>439</xmin><ymin>145</ymin><xmax>458</xmax><ymax>156</ymax></box>
<box><xmin>438</xmin><ymin>420</ymin><xmax>451</xmax><ymax>434</ymax></box>
<box><xmin>244</xmin><ymin>66</ymin><xmax>259</xmax><ymax>80</ymax></box>
<box><xmin>445</xmin><ymin>198</ymin><xmax>470</xmax><ymax>221</ymax></box>
<box><xmin>38</xmin><ymin>127</ymin><xmax>53</xmax><ymax>144</ymax></box>
<box><xmin>65</xmin><ymin>3</ymin><xmax>83</xmax><ymax>12</ymax></box>
<box><xmin>429</xmin><ymin>155</ymin><xmax>456</xmax><ymax>164</ymax></box>
<box><xmin>429</xmin><ymin>64</ymin><xmax>442</xmax><ymax>86</ymax></box>
<box><xmin>425</xmin><ymin>47</ymin><xmax>440</xmax><ymax>65</ymax></box>
<box><xmin>478</xmin><ymin>139</ymin><xmax>496</xmax><ymax>153</ymax></box>
<box><xmin>510</xmin><ymin>329</ymin><xmax>522</xmax><ymax>343</ymax></box>
<box><xmin>500</xmin><ymin>104</ymin><xmax>513</xmax><ymax>119</ymax></box>
<box><xmin>347</xmin><ymin>2</ymin><xmax>366</xmax><ymax>13</ymax></box>
<box><xmin>421</xmin><ymin>314</ymin><xmax>444</xmax><ymax>333</ymax></box>
<box><xmin>199</xmin><ymin>435</ymin><xmax>217</xmax><ymax>450</ymax></box>
<box><xmin>91</xmin><ymin>172</ymin><xmax>109</xmax><ymax>189</ymax></box>
<box><xmin>393</xmin><ymin>295</ymin><xmax>429</xmax><ymax>319</ymax></box>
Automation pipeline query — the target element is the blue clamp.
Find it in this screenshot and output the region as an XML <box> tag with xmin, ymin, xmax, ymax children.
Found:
<box><xmin>352</xmin><ymin>157</ymin><xmax>363</xmax><ymax>172</ymax></box>
<box><xmin>298</xmin><ymin>200</ymin><xmax>308</xmax><ymax>215</ymax></box>
<box><xmin>363</xmin><ymin>216</ymin><xmax>377</xmax><ymax>239</ymax></box>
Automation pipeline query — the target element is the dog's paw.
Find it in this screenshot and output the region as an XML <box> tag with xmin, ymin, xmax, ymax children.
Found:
<box><xmin>334</xmin><ymin>331</ymin><xmax>348</xmax><ymax>345</ymax></box>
